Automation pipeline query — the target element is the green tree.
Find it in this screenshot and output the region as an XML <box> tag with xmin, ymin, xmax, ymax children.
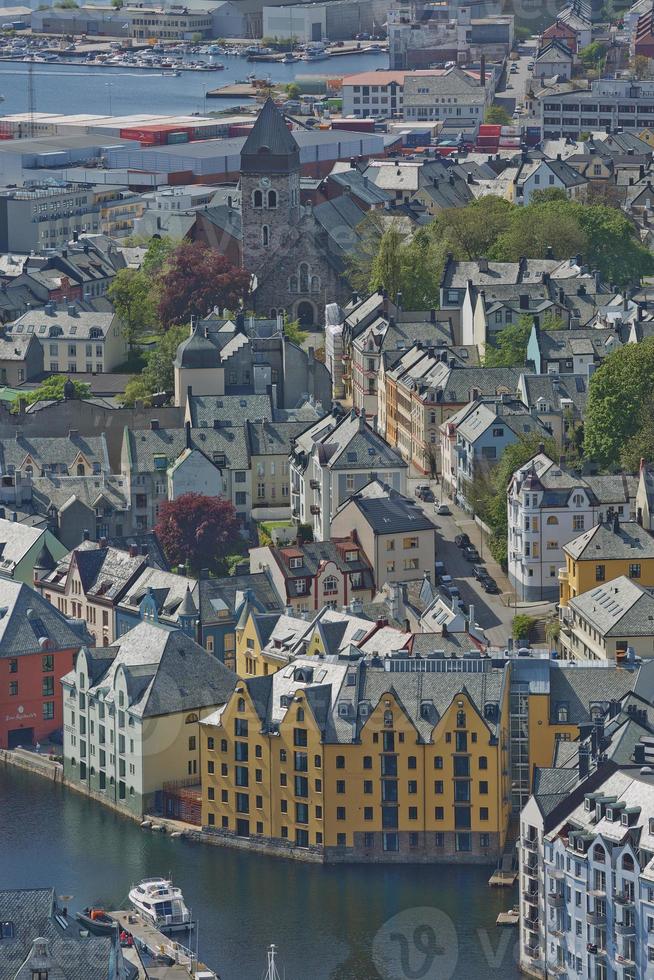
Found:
<box><xmin>107</xmin><ymin>267</ymin><xmax>157</xmax><ymax>348</ymax></box>
<box><xmin>396</xmin><ymin>228</ymin><xmax>448</xmax><ymax>308</ymax></box>
<box><xmin>430</xmin><ymin>196</ymin><xmax>514</xmax><ymax>260</ymax></box>
<box><xmin>121</xmin><ymin>324</ymin><xmax>187</xmax><ymax>406</ymax></box>
<box><xmin>512</xmin><ymin>614</ymin><xmax>536</xmax><ymax>641</ymax></box>
<box><xmin>540</xmin><ymin>310</ymin><xmax>566</xmax><ymax>331</ymax></box>
<box><xmin>285</xmin><ymin>82</ymin><xmax>301</xmax><ymax>100</ymax></box>
<box><xmin>484</xmin><ymin>316</ymin><xmax>532</xmax><ymax>367</ymax></box>
<box><xmin>619</xmin><ymin>392</ymin><xmax>654</xmax><ymax>471</ymax></box>
<box><xmin>484</xmin><ymin>104</ymin><xmax>513</xmax><ymax>125</ymax></box>
<box><xmin>142</xmin><ymin>236</ymin><xmax>177</xmax><ymax>277</ymax></box>
<box><xmin>369</xmin><ymin>224</ymin><xmax>404</xmax><ymax>299</ymax></box>
<box><xmin>579</xmin><ymin>41</ymin><xmax>607</xmax><ymax>70</ymax></box>
<box><xmin>345</xmin><ymin>210</ymin><xmax>387</xmax><ymax>295</ymax></box>
<box><xmin>491</xmin><ymin>197</ymin><xmax>585</xmax><ymax>261</ymax></box>
<box><xmin>584</xmin><ymin>338</ymin><xmax>654</xmax><ymax>467</ymax></box>
<box><xmin>282</xmin><ymin>313</ymin><xmax>308</xmax><ymax>346</ymax></box>
<box><xmin>13</xmin><ymin>375</ymin><xmax>90</xmax><ymax>411</ymax></box>
<box><xmin>574</xmin><ymin>203</ymin><xmax>654</xmax><ymax>286</ymax></box>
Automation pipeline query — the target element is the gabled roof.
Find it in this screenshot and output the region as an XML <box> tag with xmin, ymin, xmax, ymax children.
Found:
<box><xmin>569</xmin><ymin>576</ymin><xmax>654</xmax><ymax>637</ymax></box>
<box><xmin>0</xmin><ymin>579</ymin><xmax>91</xmax><ymax>658</ymax></box>
<box><xmin>564</xmin><ymin>518</ymin><xmax>654</xmax><ymax>561</ymax></box>
<box><xmin>335</xmin><ymin>479</ymin><xmax>437</xmax><ymax>536</ymax></box>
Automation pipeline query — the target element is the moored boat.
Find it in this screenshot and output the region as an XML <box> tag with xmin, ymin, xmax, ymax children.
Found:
<box><xmin>76</xmin><ymin>908</ymin><xmax>117</xmax><ymax>936</ymax></box>
<box><xmin>128</xmin><ymin>877</ymin><xmax>193</xmax><ymax>932</ymax></box>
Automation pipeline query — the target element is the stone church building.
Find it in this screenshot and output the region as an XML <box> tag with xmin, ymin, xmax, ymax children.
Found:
<box><xmin>196</xmin><ymin>99</ymin><xmax>357</xmax><ymax>327</ymax></box>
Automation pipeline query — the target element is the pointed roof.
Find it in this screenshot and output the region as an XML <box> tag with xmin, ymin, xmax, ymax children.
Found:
<box><xmin>34</xmin><ymin>541</ymin><xmax>55</xmax><ymax>573</ymax></box>
<box><xmin>177</xmin><ymin>584</ymin><xmax>198</xmax><ymax>620</ymax></box>
<box><xmin>240</xmin><ymin>98</ymin><xmax>300</xmax><ymax>175</ymax></box>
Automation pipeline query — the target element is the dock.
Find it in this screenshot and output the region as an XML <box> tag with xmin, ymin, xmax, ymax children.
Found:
<box><xmin>207</xmin><ymin>83</ymin><xmax>259</xmax><ymax>100</ymax></box>
<box><xmin>488</xmin><ymin>868</ymin><xmax>518</xmax><ymax>886</ymax></box>
<box><xmin>496</xmin><ymin>908</ymin><xmax>520</xmax><ymax>926</ymax></box>
<box><xmin>108</xmin><ymin>910</ymin><xmax>219</xmax><ymax>980</ymax></box>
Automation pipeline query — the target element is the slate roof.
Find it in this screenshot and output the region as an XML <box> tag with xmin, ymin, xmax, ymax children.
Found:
<box><xmin>119</xmin><ymin>567</ymin><xmax>198</xmax><ymax>626</ymax></box>
<box><xmin>240</xmin><ymin>97</ymin><xmax>300</xmax><ymax>174</ymax></box>
<box><xmin>198</xmin><ymin>571</ymin><xmax>283</xmax><ymax>625</ymax></box>
<box><xmin>239</xmin><ymin>655</ymin><xmax>506</xmax><ymax>744</ymax></box>
<box><xmin>30</xmin><ymin>474</ymin><xmax>129</xmax><ymax>518</ymax></box>
<box><xmin>547</xmin><ymin>661</ymin><xmax>639</xmax><ymax>722</ymax></box>
<box><xmin>0</xmin><ymin>331</ymin><xmax>36</xmax><ymax>361</ymax></box>
<box><xmin>0</xmin><ymin>579</ymin><xmax>91</xmax><ymax>658</ymax></box>
<box><xmin>0</xmin><ymin>519</ymin><xmax>49</xmax><ymax>573</ymax></box>
<box><xmin>519</xmin><ymin>372</ymin><xmax>588</xmax><ymax>414</ymax></box>
<box><xmin>67</xmin><ymin>621</ymin><xmax>237</xmax><ymax>717</ymax></box>
<box><xmin>270</xmin><ymin>537</ymin><xmax>374</xmax><ymax>588</ymax></box>
<box><xmin>187</xmin><ymin>393</ymin><xmax>272</xmax><ymax>428</ymax></box>
<box><xmin>105</xmin><ymin>532</ymin><xmax>169</xmax><ymax>571</ymax></box>
<box><xmin>335</xmin><ymin>479</ymin><xmax>437</xmax><ymax>535</ymax></box>
<box><xmin>39</xmin><ymin>541</ymin><xmax>146</xmax><ymax>602</ymax></box>
<box><xmin>293</xmin><ymin>409</ymin><xmax>406</xmax><ymax>473</ymax></box>
<box><xmin>247</xmin><ymin>420</ymin><xmax>311</xmax><ymax>457</ymax></box>
<box><xmin>126</xmin><ymin>426</ymin><xmax>250</xmax><ymax>472</ymax></box>
<box><xmin>564</xmin><ymin>519</ymin><xmax>654</xmax><ymax>561</ymax></box>
<box><xmin>174</xmin><ymin>322</ymin><xmax>221</xmax><ymax>370</ymax></box>
<box><xmin>389</xmin><ymin>352</ymin><xmax>524</xmax><ymax>402</ymax></box>
<box><xmin>7</xmin><ymin>309</ymin><xmax>117</xmax><ymax>342</ymax></box>
<box><xmin>0</xmin><ymin>434</ymin><xmax>109</xmax><ymax>475</ymax></box>
<box><xmin>442</xmin><ymin>256</ymin><xmax>589</xmax><ymax>290</ymax></box>
<box><xmin>0</xmin><ymin>887</ymin><xmax>123</xmax><ymax>980</ymax></box>
<box><xmin>568</xmin><ymin>576</ymin><xmax>654</xmax><ymax>637</ymax></box>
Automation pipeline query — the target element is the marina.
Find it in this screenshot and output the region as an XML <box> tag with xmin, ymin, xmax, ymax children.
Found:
<box><xmin>0</xmin><ymin>764</ymin><xmax>521</xmax><ymax>980</ymax></box>
<box><xmin>108</xmin><ymin>909</ymin><xmax>217</xmax><ymax>980</ymax></box>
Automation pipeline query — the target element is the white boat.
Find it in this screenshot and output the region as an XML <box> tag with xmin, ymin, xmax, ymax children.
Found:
<box><xmin>128</xmin><ymin>877</ymin><xmax>193</xmax><ymax>932</ymax></box>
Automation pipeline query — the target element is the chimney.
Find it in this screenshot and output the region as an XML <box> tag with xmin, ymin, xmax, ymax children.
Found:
<box><xmin>519</xmin><ymin>294</ymin><xmax>529</xmax><ymax>310</ymax></box>
<box><xmin>480</xmin><ymin>53</ymin><xmax>486</xmax><ymax>87</ymax></box>
<box><xmin>613</xmin><ymin>511</ymin><xmax>620</xmax><ymax>533</ymax></box>
<box><xmin>68</xmin><ymin>429</ymin><xmax>79</xmax><ymax>439</ymax></box>
<box><xmin>128</xmin><ymin>542</ymin><xmax>138</xmax><ymax>558</ymax></box>
<box><xmin>82</xmin><ymin>529</ymin><xmax>90</xmax><ymax>541</ymax></box>
<box><xmin>477</xmin><ymin>257</ymin><xmax>488</xmax><ymax>273</ymax></box>
<box><xmin>99</xmin><ymin>536</ymin><xmax>107</xmax><ymax>549</ymax></box>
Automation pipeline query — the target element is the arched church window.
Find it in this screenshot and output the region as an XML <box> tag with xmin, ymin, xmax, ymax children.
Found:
<box><xmin>267</xmin><ymin>190</ymin><xmax>277</xmax><ymax>209</ymax></box>
<box><xmin>289</xmin><ymin>276</ymin><xmax>298</xmax><ymax>293</ymax></box>
<box><xmin>262</xmin><ymin>225</ymin><xmax>270</xmax><ymax>247</ymax></box>
<box><xmin>252</xmin><ymin>189</ymin><xmax>263</xmax><ymax>208</ymax></box>
<box><xmin>310</xmin><ymin>276</ymin><xmax>320</xmax><ymax>293</ymax></box>
<box><xmin>299</xmin><ymin>263</ymin><xmax>309</xmax><ymax>293</ymax></box>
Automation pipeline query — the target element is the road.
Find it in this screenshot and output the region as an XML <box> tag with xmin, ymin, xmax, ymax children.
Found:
<box><xmin>494</xmin><ymin>39</ymin><xmax>538</xmax><ymax>121</ymax></box>
<box><xmin>407</xmin><ymin>476</ymin><xmax>554</xmax><ymax>646</ymax></box>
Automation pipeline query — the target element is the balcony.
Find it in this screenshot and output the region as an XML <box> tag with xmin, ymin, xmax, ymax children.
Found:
<box><xmin>614</xmin><ymin>920</ymin><xmax>635</xmax><ymax>936</ymax></box>
<box><xmin>523</xmin><ymin>889</ymin><xmax>539</xmax><ymax>904</ymax></box>
<box><xmin>614</xmin><ymin>893</ymin><xmax>635</xmax><ymax>908</ymax></box>
<box><xmin>524</xmin><ymin>861</ymin><xmax>539</xmax><ymax>878</ymax></box>
<box><xmin>615</xmin><ymin>954</ymin><xmax>635</xmax><ymax>968</ymax></box>
<box><xmin>522</xmin><ymin>836</ymin><xmax>538</xmax><ymax>851</ymax></box>
<box><xmin>524</xmin><ymin>944</ymin><xmax>540</xmax><ymax>960</ymax></box>
<box><xmin>523</xmin><ymin>913</ymin><xmax>539</xmax><ymax>928</ymax></box>
<box><xmin>547</xmin><ymin>891</ymin><xmax>565</xmax><ymax>908</ymax></box>
<box><xmin>547</xmin><ymin>961</ymin><xmax>567</xmax><ymax>976</ymax></box>
<box><xmin>587</xmin><ymin>910</ymin><xmax>606</xmax><ymax>926</ymax></box>
<box><xmin>586</xmin><ymin>944</ymin><xmax>607</xmax><ymax>959</ymax></box>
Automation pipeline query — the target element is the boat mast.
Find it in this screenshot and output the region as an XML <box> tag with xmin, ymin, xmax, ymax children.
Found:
<box><xmin>265</xmin><ymin>944</ymin><xmax>281</xmax><ymax>980</ymax></box>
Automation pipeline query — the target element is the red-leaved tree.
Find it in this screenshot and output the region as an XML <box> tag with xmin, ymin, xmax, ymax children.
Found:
<box><xmin>156</xmin><ymin>242</ymin><xmax>251</xmax><ymax>329</ymax></box>
<box><xmin>155</xmin><ymin>492</ymin><xmax>241</xmax><ymax>573</ymax></box>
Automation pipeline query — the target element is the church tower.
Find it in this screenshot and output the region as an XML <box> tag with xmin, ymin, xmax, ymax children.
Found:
<box><xmin>240</xmin><ymin>98</ymin><xmax>301</xmax><ymax>276</ymax></box>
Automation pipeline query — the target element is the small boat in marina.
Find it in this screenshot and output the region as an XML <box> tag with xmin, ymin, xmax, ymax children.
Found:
<box><xmin>162</xmin><ymin>69</ymin><xmax>181</xmax><ymax>76</ymax></box>
<box><xmin>281</xmin><ymin>52</ymin><xmax>299</xmax><ymax>63</ymax></box>
<box><xmin>128</xmin><ymin>877</ymin><xmax>193</xmax><ymax>932</ymax></box>
<box><xmin>76</xmin><ymin>908</ymin><xmax>117</xmax><ymax>936</ymax></box>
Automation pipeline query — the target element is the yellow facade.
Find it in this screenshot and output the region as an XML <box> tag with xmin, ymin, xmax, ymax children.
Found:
<box><xmin>526</xmin><ymin>693</ymin><xmax>578</xmax><ymax>774</ymax></box>
<box><xmin>559</xmin><ymin>552</ymin><xmax>654</xmax><ymax>606</ymax></box>
<box><xmin>201</xmin><ymin>676</ymin><xmax>512</xmax><ymax>862</ymax></box>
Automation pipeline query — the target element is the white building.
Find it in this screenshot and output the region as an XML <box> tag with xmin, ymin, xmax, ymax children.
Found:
<box><xmin>289</xmin><ymin>408</ymin><xmax>407</xmax><ymax>541</ymax></box>
<box><xmin>7</xmin><ymin>305</ymin><xmax>127</xmax><ymax>374</ymax></box>
<box><xmin>519</xmin><ymin>759</ymin><xmax>654</xmax><ymax>979</ymax></box>
<box><xmin>507</xmin><ymin>453</ymin><xmax>637</xmax><ymax>601</ymax></box>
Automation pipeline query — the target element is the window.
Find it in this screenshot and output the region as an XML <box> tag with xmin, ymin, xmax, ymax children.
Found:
<box><xmin>573</xmin><ymin>515</ymin><xmax>584</xmax><ymax>531</ymax></box>
<box><xmin>261</xmin><ymin>225</ymin><xmax>270</xmax><ymax>247</ymax></box>
<box><xmin>629</xmin><ymin>563</ymin><xmax>641</xmax><ymax>579</ymax></box>
<box><xmin>595</xmin><ymin>565</ymin><xmax>605</xmax><ymax>582</ymax></box>
<box><xmin>9</xmin><ymin>681</ymin><xmax>18</xmax><ymax>696</ymax></box>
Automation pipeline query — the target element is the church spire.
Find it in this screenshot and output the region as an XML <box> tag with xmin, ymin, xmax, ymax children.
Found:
<box><xmin>240</xmin><ymin>97</ymin><xmax>300</xmax><ymax>175</ymax></box>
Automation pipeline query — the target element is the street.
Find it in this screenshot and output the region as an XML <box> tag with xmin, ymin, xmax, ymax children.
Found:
<box><xmin>494</xmin><ymin>40</ymin><xmax>538</xmax><ymax>121</ymax></box>
<box><xmin>407</xmin><ymin>476</ymin><xmax>554</xmax><ymax>646</ymax></box>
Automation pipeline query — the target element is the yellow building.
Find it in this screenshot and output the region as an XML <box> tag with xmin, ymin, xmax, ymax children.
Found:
<box><xmin>201</xmin><ymin>655</ymin><xmax>512</xmax><ymax>862</ymax></box>
<box><xmin>559</xmin><ymin>515</ymin><xmax>654</xmax><ymax>606</ymax></box>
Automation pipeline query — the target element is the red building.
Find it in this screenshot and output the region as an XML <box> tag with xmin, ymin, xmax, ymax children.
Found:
<box><xmin>0</xmin><ymin>564</ymin><xmax>90</xmax><ymax>749</ymax></box>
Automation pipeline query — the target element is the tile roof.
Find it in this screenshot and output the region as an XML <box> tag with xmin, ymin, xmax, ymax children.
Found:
<box><xmin>40</xmin><ymin>541</ymin><xmax>146</xmax><ymax>602</ymax></box>
<box><xmin>547</xmin><ymin>661</ymin><xmax>639</xmax><ymax>722</ymax></box>
<box><xmin>569</xmin><ymin>576</ymin><xmax>654</xmax><ymax>637</ymax></box>
<box><xmin>292</xmin><ymin>409</ymin><xmax>406</xmax><ymax>473</ymax></box>
<box><xmin>8</xmin><ymin>309</ymin><xmax>116</xmax><ymax>341</ymax></box>
<box><xmin>187</xmin><ymin>393</ymin><xmax>272</xmax><ymax>428</ymax></box>
<box><xmin>0</xmin><ymin>434</ymin><xmax>109</xmax><ymax>475</ymax></box>
<box><xmin>565</xmin><ymin>519</ymin><xmax>654</xmax><ymax>561</ymax></box>
<box><xmin>126</xmin><ymin>426</ymin><xmax>249</xmax><ymax>472</ymax></box>
<box><xmin>119</xmin><ymin>567</ymin><xmax>198</xmax><ymax>625</ymax></box>
<box><xmin>198</xmin><ymin>571</ymin><xmax>283</xmax><ymax>624</ymax></box>
<box><xmin>247</xmin><ymin>420</ymin><xmax>311</xmax><ymax>457</ymax></box>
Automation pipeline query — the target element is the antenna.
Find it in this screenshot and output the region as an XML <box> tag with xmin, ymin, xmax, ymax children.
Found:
<box><xmin>264</xmin><ymin>944</ymin><xmax>282</xmax><ymax>980</ymax></box>
<box><xmin>27</xmin><ymin>61</ymin><xmax>36</xmax><ymax>139</ymax></box>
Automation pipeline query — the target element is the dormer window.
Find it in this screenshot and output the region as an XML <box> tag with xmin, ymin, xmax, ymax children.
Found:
<box><xmin>0</xmin><ymin>922</ymin><xmax>14</xmax><ymax>939</ymax></box>
<box><xmin>557</xmin><ymin>704</ymin><xmax>568</xmax><ymax>723</ymax></box>
<box><xmin>289</xmin><ymin>557</ymin><xmax>303</xmax><ymax>569</ymax></box>
<box><xmin>345</xmin><ymin>550</ymin><xmax>358</xmax><ymax>562</ymax></box>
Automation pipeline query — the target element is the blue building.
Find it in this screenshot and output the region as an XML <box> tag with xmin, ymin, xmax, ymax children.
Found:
<box><xmin>198</xmin><ymin>570</ymin><xmax>283</xmax><ymax>669</ymax></box>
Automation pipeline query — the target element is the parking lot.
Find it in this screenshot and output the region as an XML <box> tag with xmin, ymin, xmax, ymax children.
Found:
<box><xmin>408</xmin><ymin>477</ymin><xmax>551</xmax><ymax>646</ymax></box>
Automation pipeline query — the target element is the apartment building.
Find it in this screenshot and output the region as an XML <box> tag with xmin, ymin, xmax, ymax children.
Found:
<box><xmin>539</xmin><ymin>77</ymin><xmax>654</xmax><ymax>138</ymax></box>
<box><xmin>341</xmin><ymin>70</ymin><xmax>406</xmax><ymax>119</ymax></box>
<box><xmin>560</xmin><ymin>514</ymin><xmax>654</xmax><ymax>605</ymax></box>
<box><xmin>7</xmin><ymin>306</ymin><xmax>128</xmax><ymax>374</ymax></box>
<box><xmin>507</xmin><ymin>453</ymin><xmax>637</xmax><ymax>601</ymax></box>
<box><xmin>201</xmin><ymin>652</ymin><xmax>511</xmax><ymax>862</ymax></box>
<box><xmin>128</xmin><ymin>6</ymin><xmax>214</xmax><ymax>39</ymax></box>
<box><xmin>247</xmin><ymin>421</ymin><xmax>308</xmax><ymax>522</ymax></box>
<box><xmin>0</xmin><ymin>328</ymin><xmax>42</xmax><ymax>385</ymax></box>
<box><xmin>61</xmin><ymin>621</ymin><xmax>237</xmax><ymax>816</ymax></box>
<box><xmin>249</xmin><ymin>535</ymin><xmax>375</xmax><ymax>615</ymax></box>
<box><xmin>519</xmin><ymin>759</ymin><xmax>654</xmax><ymax>978</ymax></box>
<box><xmin>440</xmin><ymin>397</ymin><xmax>551</xmax><ymax>509</ymax></box>
<box><xmin>36</xmin><ymin>539</ymin><xmax>147</xmax><ymax>647</ymax></box>
<box><xmin>0</xmin><ymin>579</ymin><xmax>90</xmax><ymax>749</ymax></box>
<box><xmin>197</xmin><ymin>571</ymin><xmax>283</xmax><ymax>669</ymax></box>
<box><xmin>380</xmin><ymin>345</ymin><xmax>523</xmax><ymax>475</ymax></box>
<box><xmin>289</xmin><ymin>408</ymin><xmax>407</xmax><ymax>542</ymax></box>
<box><xmin>402</xmin><ymin>66</ymin><xmax>492</xmax><ymax>123</ymax></box>
<box><xmin>559</xmin><ymin>575</ymin><xmax>654</xmax><ymax>661</ymax></box>
<box><xmin>330</xmin><ymin>480</ymin><xmax>437</xmax><ymax>587</ymax></box>
<box><xmin>0</xmin><ymin>431</ymin><xmax>111</xmax><ymax>481</ymax></box>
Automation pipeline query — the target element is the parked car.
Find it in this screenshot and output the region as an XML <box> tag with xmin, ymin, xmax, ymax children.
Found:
<box><xmin>481</xmin><ymin>577</ymin><xmax>499</xmax><ymax>594</ymax></box>
<box><xmin>439</xmin><ymin>573</ymin><xmax>454</xmax><ymax>587</ymax></box>
<box><xmin>510</xmin><ymin>64</ymin><xmax>518</xmax><ymax>73</ymax></box>
<box><xmin>472</xmin><ymin>564</ymin><xmax>487</xmax><ymax>581</ymax></box>
<box><xmin>441</xmin><ymin>583</ymin><xmax>461</xmax><ymax>601</ymax></box>
<box><xmin>435</xmin><ymin>503</ymin><xmax>451</xmax><ymax>515</ymax></box>
<box><xmin>421</xmin><ymin>488</ymin><xmax>436</xmax><ymax>502</ymax></box>
<box><xmin>455</xmin><ymin>533</ymin><xmax>471</xmax><ymax>549</ymax></box>
<box><xmin>415</xmin><ymin>483</ymin><xmax>429</xmax><ymax>498</ymax></box>
<box><xmin>463</xmin><ymin>546</ymin><xmax>481</xmax><ymax>562</ymax></box>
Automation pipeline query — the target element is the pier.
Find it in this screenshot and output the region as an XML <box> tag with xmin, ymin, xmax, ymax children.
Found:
<box><xmin>108</xmin><ymin>909</ymin><xmax>219</xmax><ymax>980</ymax></box>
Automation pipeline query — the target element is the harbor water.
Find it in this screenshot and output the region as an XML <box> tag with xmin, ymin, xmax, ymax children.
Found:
<box><xmin>0</xmin><ymin>766</ymin><xmax>521</xmax><ymax>980</ymax></box>
<box><xmin>0</xmin><ymin>51</ymin><xmax>389</xmax><ymax>116</ymax></box>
